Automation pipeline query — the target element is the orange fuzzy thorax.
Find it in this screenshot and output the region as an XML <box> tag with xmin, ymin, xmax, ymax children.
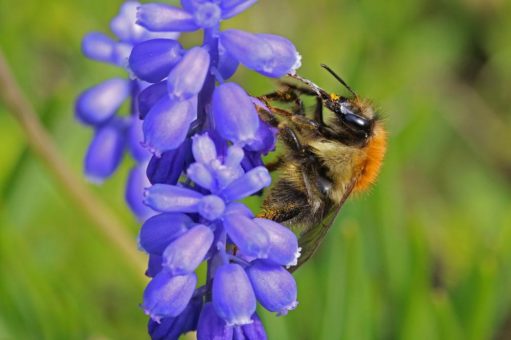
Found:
<box><xmin>353</xmin><ymin>123</ymin><xmax>387</xmax><ymax>193</ymax></box>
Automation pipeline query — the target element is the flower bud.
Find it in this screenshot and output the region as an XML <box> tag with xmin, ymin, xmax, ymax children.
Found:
<box><xmin>212</xmin><ymin>264</ymin><xmax>256</xmax><ymax>326</ymax></box>
<box><xmin>142</xmin><ymin>271</ymin><xmax>197</xmax><ymax>322</ymax></box>
<box><xmin>130</xmin><ymin>39</ymin><xmax>183</xmax><ymax>83</ymax></box>
<box><xmin>139</xmin><ymin>213</ymin><xmax>192</xmax><ymax>255</ymax></box>
<box><xmin>246</xmin><ymin>260</ymin><xmax>298</xmax><ymax>315</ymax></box>
<box><xmin>163</xmin><ymin>224</ymin><xmax>214</xmax><ymax>275</ymax></box>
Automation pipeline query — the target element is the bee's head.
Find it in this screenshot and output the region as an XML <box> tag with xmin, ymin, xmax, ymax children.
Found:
<box><xmin>320</xmin><ymin>64</ymin><xmax>374</xmax><ymax>139</ymax></box>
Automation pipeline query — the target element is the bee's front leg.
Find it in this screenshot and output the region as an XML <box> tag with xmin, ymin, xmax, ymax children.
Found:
<box><xmin>313</xmin><ymin>96</ymin><xmax>324</xmax><ymax>125</ymax></box>
<box><xmin>259</xmin><ymin>90</ymin><xmax>305</xmax><ymax>116</ymax></box>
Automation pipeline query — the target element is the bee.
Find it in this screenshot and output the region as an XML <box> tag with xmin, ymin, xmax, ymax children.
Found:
<box><xmin>257</xmin><ymin>64</ymin><xmax>387</xmax><ymax>271</ymax></box>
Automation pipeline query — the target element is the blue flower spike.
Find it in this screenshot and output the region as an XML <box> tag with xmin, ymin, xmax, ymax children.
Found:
<box><xmin>80</xmin><ymin>0</ymin><xmax>303</xmax><ymax>338</ymax></box>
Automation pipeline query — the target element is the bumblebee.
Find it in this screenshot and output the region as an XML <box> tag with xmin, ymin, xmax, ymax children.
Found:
<box><xmin>257</xmin><ymin>65</ymin><xmax>387</xmax><ymax>271</ymax></box>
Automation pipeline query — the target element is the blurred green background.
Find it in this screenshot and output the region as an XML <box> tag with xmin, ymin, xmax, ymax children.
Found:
<box><xmin>1</xmin><ymin>0</ymin><xmax>511</xmax><ymax>339</ymax></box>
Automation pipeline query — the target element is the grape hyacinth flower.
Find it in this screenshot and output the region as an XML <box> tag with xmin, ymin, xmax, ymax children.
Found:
<box><xmin>76</xmin><ymin>1</ymin><xmax>178</xmax><ymax>221</ymax></box>
<box><xmin>132</xmin><ymin>0</ymin><xmax>302</xmax><ymax>338</ymax></box>
<box><xmin>79</xmin><ymin>0</ymin><xmax>303</xmax><ymax>338</ymax></box>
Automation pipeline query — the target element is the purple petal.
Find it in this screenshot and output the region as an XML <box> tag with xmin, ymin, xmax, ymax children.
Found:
<box><xmin>220</xmin><ymin>166</ymin><xmax>271</xmax><ymax>201</ymax></box>
<box><xmin>139</xmin><ymin>213</ymin><xmax>192</xmax><ymax>255</ymax></box>
<box><xmin>198</xmin><ymin>195</ymin><xmax>226</xmax><ymax>220</ymax></box>
<box><xmin>125</xmin><ymin>164</ymin><xmax>155</xmax><ymax>221</ymax></box>
<box><xmin>163</xmin><ymin>224</ymin><xmax>214</xmax><ymax>275</ymax></box>
<box><xmin>129</xmin><ymin>39</ymin><xmax>183</xmax><ymax>83</ymax></box>
<box><xmin>112</xmin><ymin>42</ymin><xmax>133</xmax><ymax>67</ymax></box>
<box><xmin>221</xmin><ymin>0</ymin><xmax>258</xmax><ymax>19</ymax></box>
<box><xmin>137</xmin><ymin>3</ymin><xmax>199</xmax><ymax>32</ymax></box>
<box><xmin>212</xmin><ymin>82</ymin><xmax>259</xmax><ymax>145</ymax></box>
<box><xmin>220</xmin><ymin>29</ymin><xmax>300</xmax><ymax>77</ymax></box>
<box><xmin>142</xmin><ymin>271</ymin><xmax>197</xmax><ymax>321</ymax></box>
<box><xmin>225</xmin><ymin>145</ymin><xmax>244</xmax><ymax>168</ymax></box>
<box><xmin>138</xmin><ymin>81</ymin><xmax>167</xmax><ymax>119</ymax></box>
<box><xmin>167</xmin><ymin>47</ymin><xmax>210</xmax><ymax>101</ymax></box>
<box><xmin>210</xmin><ymin>161</ymin><xmax>244</xmax><ymax>190</ymax></box>
<box><xmin>240</xmin><ymin>313</ymin><xmax>267</xmax><ymax>340</ymax></box>
<box><xmin>180</xmin><ymin>0</ymin><xmax>197</xmax><ymax>13</ymax></box>
<box><xmin>187</xmin><ymin>163</ymin><xmax>214</xmax><ymax>191</ymax></box>
<box><xmin>191</xmin><ymin>2</ymin><xmax>222</xmax><ymax>28</ymax></box>
<box><xmin>143</xmin><ymin>96</ymin><xmax>197</xmax><ymax>156</ymax></box>
<box><xmin>212</xmin><ymin>264</ymin><xmax>256</xmax><ymax>326</ymax></box>
<box><xmin>149</xmin><ymin>296</ymin><xmax>202</xmax><ymax>340</ymax></box>
<box><xmin>223</xmin><ymin>213</ymin><xmax>269</xmax><ymax>258</ymax></box>
<box><xmin>128</xmin><ymin>116</ymin><xmax>151</xmax><ymax>162</ymax></box>
<box><xmin>253</xmin><ymin>218</ymin><xmax>300</xmax><ymax>267</ymax></box>
<box><xmin>144</xmin><ymin>184</ymin><xmax>203</xmax><ymax>213</ymax></box>
<box><xmin>220</xmin><ymin>30</ymin><xmax>271</xmax><ymax>74</ymax></box>
<box><xmin>146</xmin><ymin>139</ymin><xmax>191</xmax><ymax>185</ymax></box>
<box><xmin>245</xmin><ymin>118</ymin><xmax>278</xmax><ymax>154</ymax></box>
<box><xmin>240</xmin><ymin>150</ymin><xmax>264</xmax><ymax>172</ymax></box>
<box><xmin>146</xmin><ymin>254</ymin><xmax>163</xmax><ymax>278</ymax></box>
<box><xmin>81</xmin><ymin>32</ymin><xmax>116</xmax><ymax>63</ymax></box>
<box><xmin>217</xmin><ymin>42</ymin><xmax>239</xmax><ymax>81</ymax></box>
<box><xmin>257</xmin><ymin>33</ymin><xmax>301</xmax><ymax>77</ymax></box>
<box><xmin>110</xmin><ymin>1</ymin><xmax>144</xmax><ymax>42</ymax></box>
<box><xmin>191</xmin><ymin>133</ymin><xmax>217</xmax><ymax>165</ymax></box>
<box><xmin>84</xmin><ymin>120</ymin><xmax>126</xmax><ymax>183</ymax></box>
<box><xmin>246</xmin><ymin>260</ymin><xmax>298</xmax><ymax>315</ymax></box>
<box><xmin>76</xmin><ymin>78</ymin><xmax>131</xmax><ymax>126</ymax></box>
<box><xmin>197</xmin><ymin>302</ymin><xmax>234</xmax><ymax>340</ymax></box>
<box><xmin>225</xmin><ymin>202</ymin><xmax>254</xmax><ymax>219</ymax></box>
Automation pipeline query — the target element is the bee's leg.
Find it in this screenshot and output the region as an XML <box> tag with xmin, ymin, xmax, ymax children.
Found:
<box><xmin>280</xmin><ymin>126</ymin><xmax>303</xmax><ymax>152</ymax></box>
<box><xmin>279</xmin><ymin>81</ymin><xmax>318</xmax><ymax>97</ymax></box>
<box><xmin>259</xmin><ymin>90</ymin><xmax>305</xmax><ymax>116</ymax></box>
<box><xmin>294</xmin><ymin>97</ymin><xmax>306</xmax><ymax>116</ymax></box>
<box><xmin>265</xmin><ymin>156</ymin><xmax>284</xmax><ymax>172</ymax></box>
<box><xmin>256</xmin><ymin>106</ymin><xmax>280</xmax><ymax>128</ymax></box>
<box><xmin>313</xmin><ymin>96</ymin><xmax>324</xmax><ymax>126</ymax></box>
<box><xmin>261</xmin><ymin>90</ymin><xmax>298</xmax><ymax>103</ymax></box>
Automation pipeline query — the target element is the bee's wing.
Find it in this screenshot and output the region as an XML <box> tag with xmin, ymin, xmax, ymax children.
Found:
<box><xmin>290</xmin><ymin>180</ymin><xmax>356</xmax><ymax>272</ymax></box>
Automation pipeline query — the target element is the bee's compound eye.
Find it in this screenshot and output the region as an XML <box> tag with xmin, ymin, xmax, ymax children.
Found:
<box><xmin>343</xmin><ymin>112</ymin><xmax>370</xmax><ymax>129</ymax></box>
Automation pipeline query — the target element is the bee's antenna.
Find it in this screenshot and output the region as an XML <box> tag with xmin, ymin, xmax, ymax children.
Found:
<box><xmin>320</xmin><ymin>64</ymin><xmax>357</xmax><ymax>97</ymax></box>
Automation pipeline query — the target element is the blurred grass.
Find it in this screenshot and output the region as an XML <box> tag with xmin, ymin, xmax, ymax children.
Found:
<box><xmin>1</xmin><ymin>0</ymin><xmax>511</xmax><ymax>339</ymax></box>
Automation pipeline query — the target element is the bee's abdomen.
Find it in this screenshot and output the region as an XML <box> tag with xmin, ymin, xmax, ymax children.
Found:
<box><xmin>259</xmin><ymin>178</ymin><xmax>326</xmax><ymax>234</ymax></box>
